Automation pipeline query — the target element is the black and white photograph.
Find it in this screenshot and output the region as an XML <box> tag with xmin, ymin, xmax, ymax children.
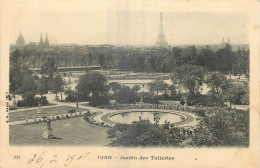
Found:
<box><xmin>1</xmin><ymin>0</ymin><xmax>259</xmax><ymax>168</ymax></box>
<box><xmin>7</xmin><ymin>4</ymin><xmax>250</xmax><ymax>147</ymax></box>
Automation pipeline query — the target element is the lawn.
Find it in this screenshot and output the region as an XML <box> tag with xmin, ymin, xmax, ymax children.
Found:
<box><xmin>9</xmin><ymin>106</ymin><xmax>87</xmax><ymax>122</ymax></box>
<box><xmin>9</xmin><ymin>117</ymin><xmax>111</xmax><ymax>146</ymax></box>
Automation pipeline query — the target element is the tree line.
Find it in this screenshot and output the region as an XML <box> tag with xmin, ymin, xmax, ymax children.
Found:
<box><xmin>73</xmin><ymin>68</ymin><xmax>248</xmax><ymax>107</ymax></box>
<box><xmin>9</xmin><ymin>44</ymin><xmax>249</xmax><ymax>107</ymax></box>
<box><xmin>10</xmin><ymin>44</ymin><xmax>249</xmax><ymax>75</ymax></box>
<box><xmin>10</xmin><ymin>49</ymin><xmax>64</xmax><ymax>107</ymax></box>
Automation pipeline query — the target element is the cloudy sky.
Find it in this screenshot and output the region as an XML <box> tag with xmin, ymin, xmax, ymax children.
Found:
<box><xmin>4</xmin><ymin>2</ymin><xmax>249</xmax><ymax>45</ymax></box>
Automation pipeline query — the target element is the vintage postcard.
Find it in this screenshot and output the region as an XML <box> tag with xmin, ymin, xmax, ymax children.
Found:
<box><xmin>0</xmin><ymin>0</ymin><xmax>259</xmax><ymax>167</ymax></box>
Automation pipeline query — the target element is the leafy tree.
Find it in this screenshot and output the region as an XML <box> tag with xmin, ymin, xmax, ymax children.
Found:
<box><xmin>131</xmin><ymin>85</ymin><xmax>141</xmax><ymax>104</ymax></box>
<box><xmin>147</xmin><ymin>79</ymin><xmax>167</xmax><ymax>96</ymax></box>
<box><xmin>223</xmin><ymin>82</ymin><xmax>248</xmax><ymax>107</ymax></box>
<box><xmin>190</xmin><ymin>107</ymin><xmax>249</xmax><ymax>147</ymax></box>
<box><xmin>108</xmin><ymin>107</ymin><xmax>249</xmax><ymax>147</ymax></box>
<box><xmin>115</xmin><ymin>86</ymin><xmax>135</xmax><ymax>104</ymax></box>
<box><xmin>108</xmin><ymin>82</ymin><xmax>121</xmax><ymax>95</ymax></box>
<box><xmin>98</xmin><ymin>54</ymin><xmax>106</xmax><ymax>69</ymax></box>
<box><xmin>108</xmin><ymin>120</ymin><xmax>178</xmax><ymax>147</ymax></box>
<box><xmin>140</xmin><ymin>92</ymin><xmax>159</xmax><ymax>104</ymax></box>
<box><xmin>240</xmin><ymin>88</ymin><xmax>249</xmax><ymax>105</ymax></box>
<box><xmin>88</xmin><ymin>53</ymin><xmax>93</xmax><ymax>66</ymax></box>
<box><xmin>21</xmin><ymin>91</ymin><xmax>37</xmax><ymax>107</ymax></box>
<box><xmin>171</xmin><ymin>65</ymin><xmax>204</xmax><ymax>99</ymax></box>
<box><xmin>216</xmin><ymin>44</ymin><xmax>233</xmax><ymax>73</ymax></box>
<box><xmin>132</xmin><ymin>85</ymin><xmax>141</xmax><ymax>93</ymax></box>
<box><xmin>195</xmin><ymin>46</ymin><xmax>216</xmax><ymax>71</ymax></box>
<box><xmin>50</xmin><ymin>73</ymin><xmax>65</xmax><ymax>99</ymax></box>
<box><xmin>168</xmin><ymin>85</ymin><xmax>181</xmax><ymax>100</ymax></box>
<box><xmin>40</xmin><ymin>56</ymin><xmax>57</xmax><ymax>80</ymax></box>
<box><xmin>17</xmin><ymin>71</ymin><xmax>37</xmax><ymax>94</ymax></box>
<box><xmin>76</xmin><ymin>71</ymin><xmax>109</xmax><ymax>106</ymax></box>
<box><xmin>205</xmin><ymin>72</ymin><xmax>230</xmax><ymax>94</ymax></box>
<box><xmin>64</xmin><ymin>88</ymin><xmax>77</xmax><ymax>102</ymax></box>
<box><xmin>37</xmin><ymin>75</ymin><xmax>49</xmax><ymax>97</ymax></box>
<box><xmin>9</xmin><ymin>49</ymin><xmax>23</xmax><ymax>99</ymax></box>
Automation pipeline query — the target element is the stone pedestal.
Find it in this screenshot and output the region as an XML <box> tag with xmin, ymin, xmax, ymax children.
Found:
<box><xmin>139</xmin><ymin>97</ymin><xmax>144</xmax><ymax>105</ymax></box>
<box><xmin>184</xmin><ymin>101</ymin><xmax>188</xmax><ymax>110</ymax></box>
<box><xmin>37</xmin><ymin>107</ymin><xmax>41</xmax><ymax>114</ymax></box>
<box><xmin>43</xmin><ymin>119</ymin><xmax>55</xmax><ymax>139</ymax></box>
<box><xmin>43</xmin><ymin>127</ymin><xmax>54</xmax><ymax>139</ymax></box>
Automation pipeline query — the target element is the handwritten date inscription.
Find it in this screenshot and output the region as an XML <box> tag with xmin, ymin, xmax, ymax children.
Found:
<box><xmin>28</xmin><ymin>151</ymin><xmax>90</xmax><ymax>168</ymax></box>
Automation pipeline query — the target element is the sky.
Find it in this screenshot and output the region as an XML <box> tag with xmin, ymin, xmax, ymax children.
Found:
<box><xmin>4</xmin><ymin>2</ymin><xmax>249</xmax><ymax>46</ymax></box>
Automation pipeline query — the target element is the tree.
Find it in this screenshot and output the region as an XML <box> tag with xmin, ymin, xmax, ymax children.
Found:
<box><xmin>107</xmin><ymin>107</ymin><xmax>249</xmax><ymax>147</ymax></box>
<box><xmin>240</xmin><ymin>83</ymin><xmax>249</xmax><ymax>105</ymax></box>
<box><xmin>223</xmin><ymin>82</ymin><xmax>248</xmax><ymax>107</ymax></box>
<box><xmin>216</xmin><ymin>44</ymin><xmax>234</xmax><ymax>73</ymax></box>
<box><xmin>88</xmin><ymin>53</ymin><xmax>93</xmax><ymax>66</ymax></box>
<box><xmin>108</xmin><ymin>82</ymin><xmax>121</xmax><ymax>96</ymax></box>
<box><xmin>64</xmin><ymin>88</ymin><xmax>77</xmax><ymax>102</ymax></box>
<box><xmin>37</xmin><ymin>75</ymin><xmax>49</xmax><ymax>97</ymax></box>
<box><xmin>17</xmin><ymin>71</ymin><xmax>38</xmax><ymax>94</ymax></box>
<box><xmin>107</xmin><ymin>120</ymin><xmax>177</xmax><ymax>147</ymax></box>
<box><xmin>205</xmin><ymin>72</ymin><xmax>230</xmax><ymax>94</ymax></box>
<box><xmin>9</xmin><ymin>49</ymin><xmax>23</xmax><ymax>99</ymax></box>
<box><xmin>98</xmin><ymin>54</ymin><xmax>106</xmax><ymax>69</ymax></box>
<box><xmin>195</xmin><ymin>46</ymin><xmax>216</xmax><ymax>71</ymax></box>
<box><xmin>115</xmin><ymin>86</ymin><xmax>135</xmax><ymax>104</ymax></box>
<box><xmin>190</xmin><ymin>107</ymin><xmax>249</xmax><ymax>147</ymax></box>
<box><xmin>147</xmin><ymin>79</ymin><xmax>166</xmax><ymax>96</ymax></box>
<box><xmin>141</xmin><ymin>92</ymin><xmax>159</xmax><ymax>104</ymax></box>
<box><xmin>171</xmin><ymin>65</ymin><xmax>204</xmax><ymax>99</ymax></box>
<box><xmin>50</xmin><ymin>73</ymin><xmax>65</xmax><ymax>100</ymax></box>
<box><xmin>132</xmin><ymin>85</ymin><xmax>141</xmax><ymax>93</ymax></box>
<box><xmin>21</xmin><ymin>91</ymin><xmax>37</xmax><ymax>107</ymax></box>
<box><xmin>132</xmin><ymin>85</ymin><xmax>141</xmax><ymax>104</ymax></box>
<box><xmin>168</xmin><ymin>85</ymin><xmax>181</xmax><ymax>100</ymax></box>
<box><xmin>76</xmin><ymin>71</ymin><xmax>109</xmax><ymax>106</ymax></box>
<box><xmin>40</xmin><ymin>56</ymin><xmax>57</xmax><ymax>80</ymax></box>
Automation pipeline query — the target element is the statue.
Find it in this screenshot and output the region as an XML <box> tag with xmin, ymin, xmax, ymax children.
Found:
<box><xmin>184</xmin><ymin>99</ymin><xmax>189</xmax><ymax>110</ymax></box>
<box><xmin>139</xmin><ymin>96</ymin><xmax>144</xmax><ymax>105</ymax></box>
<box><xmin>46</xmin><ymin>119</ymin><xmax>52</xmax><ymax>129</ymax></box>
<box><xmin>43</xmin><ymin>119</ymin><xmax>54</xmax><ymax>139</ymax></box>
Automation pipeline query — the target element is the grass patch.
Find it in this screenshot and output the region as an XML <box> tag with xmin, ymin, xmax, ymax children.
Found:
<box><xmin>9</xmin><ymin>106</ymin><xmax>86</xmax><ymax>122</ymax></box>
<box><xmin>10</xmin><ymin>117</ymin><xmax>110</xmax><ymax>146</ymax></box>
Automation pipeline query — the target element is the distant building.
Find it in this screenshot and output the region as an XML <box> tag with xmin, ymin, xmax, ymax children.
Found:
<box><xmin>39</xmin><ymin>33</ymin><xmax>49</xmax><ymax>48</ymax></box>
<box><xmin>155</xmin><ymin>12</ymin><xmax>168</xmax><ymax>48</ymax></box>
<box><xmin>220</xmin><ymin>37</ymin><xmax>230</xmax><ymax>48</ymax></box>
<box><xmin>44</xmin><ymin>33</ymin><xmax>49</xmax><ymax>47</ymax></box>
<box><xmin>16</xmin><ymin>32</ymin><xmax>25</xmax><ymax>46</ymax></box>
<box><xmin>11</xmin><ymin>32</ymin><xmax>51</xmax><ymax>51</ymax></box>
<box><xmin>28</xmin><ymin>42</ymin><xmax>39</xmax><ymax>46</ymax></box>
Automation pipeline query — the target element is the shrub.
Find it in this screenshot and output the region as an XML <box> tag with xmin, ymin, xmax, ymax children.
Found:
<box><xmin>21</xmin><ymin>91</ymin><xmax>37</xmax><ymax>107</ymax></box>
<box><xmin>18</xmin><ymin>92</ymin><xmax>49</xmax><ymax>107</ymax></box>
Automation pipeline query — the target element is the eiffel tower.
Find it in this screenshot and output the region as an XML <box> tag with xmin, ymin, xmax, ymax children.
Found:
<box><xmin>155</xmin><ymin>12</ymin><xmax>168</xmax><ymax>47</ymax></box>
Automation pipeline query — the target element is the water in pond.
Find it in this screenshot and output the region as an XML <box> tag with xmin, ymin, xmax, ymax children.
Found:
<box><xmin>109</xmin><ymin>112</ymin><xmax>184</xmax><ymax>124</ymax></box>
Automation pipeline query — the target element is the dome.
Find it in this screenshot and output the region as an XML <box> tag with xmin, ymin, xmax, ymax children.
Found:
<box><xmin>16</xmin><ymin>32</ymin><xmax>25</xmax><ymax>45</ymax></box>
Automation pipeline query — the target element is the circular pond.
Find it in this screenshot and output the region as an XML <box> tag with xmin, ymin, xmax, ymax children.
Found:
<box><xmin>108</xmin><ymin>111</ymin><xmax>185</xmax><ymax>124</ymax></box>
